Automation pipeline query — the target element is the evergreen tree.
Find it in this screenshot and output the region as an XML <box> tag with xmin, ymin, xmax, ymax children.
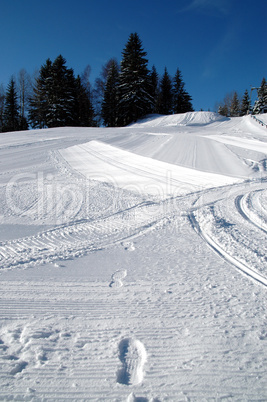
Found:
<box><xmin>101</xmin><ymin>60</ymin><xmax>120</xmax><ymax>127</ymax></box>
<box><xmin>46</xmin><ymin>55</ymin><xmax>76</xmax><ymax>127</ymax></box>
<box><xmin>218</xmin><ymin>104</ymin><xmax>228</xmax><ymax>117</ymax></box>
<box><xmin>2</xmin><ymin>78</ymin><xmax>20</xmax><ymax>132</ymax></box>
<box><xmin>118</xmin><ymin>33</ymin><xmax>154</xmax><ymax>126</ymax></box>
<box><xmin>157</xmin><ymin>67</ymin><xmax>173</xmax><ymax>115</ymax></box>
<box><xmin>240</xmin><ymin>89</ymin><xmax>250</xmax><ymax>116</ymax></box>
<box><xmin>254</xmin><ymin>77</ymin><xmax>267</xmax><ymax>114</ymax></box>
<box><xmin>149</xmin><ymin>65</ymin><xmax>159</xmax><ymax>114</ymax></box>
<box><xmin>0</xmin><ymin>84</ymin><xmax>5</xmax><ymax>132</ymax></box>
<box><xmin>75</xmin><ymin>76</ymin><xmax>96</xmax><ymax>127</ymax></box>
<box><xmin>173</xmin><ymin>68</ymin><xmax>193</xmax><ymax>114</ymax></box>
<box><xmin>93</xmin><ymin>59</ymin><xmax>119</xmax><ymax>125</ymax></box>
<box><xmin>29</xmin><ymin>55</ymin><xmax>96</xmax><ymax>128</ymax></box>
<box><xmin>229</xmin><ymin>91</ymin><xmax>240</xmax><ymax>117</ymax></box>
<box><xmin>29</xmin><ymin>59</ymin><xmax>52</xmax><ymax>128</ymax></box>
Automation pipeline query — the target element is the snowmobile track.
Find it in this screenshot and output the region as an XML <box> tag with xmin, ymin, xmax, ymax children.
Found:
<box><xmin>188</xmin><ymin>212</ymin><xmax>267</xmax><ymax>288</ymax></box>
<box><xmin>235</xmin><ymin>190</ymin><xmax>267</xmax><ymax>233</ymax></box>
<box><xmin>0</xmin><ymin>201</ymin><xmax>169</xmax><ymax>270</ymax></box>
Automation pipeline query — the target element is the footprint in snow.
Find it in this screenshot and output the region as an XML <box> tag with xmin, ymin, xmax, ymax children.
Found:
<box><xmin>122</xmin><ymin>241</ymin><xmax>135</xmax><ymax>251</ymax></box>
<box><xmin>117</xmin><ymin>338</ymin><xmax>147</xmax><ymax>386</ymax></box>
<box><xmin>10</xmin><ymin>360</ymin><xmax>28</xmax><ymax>375</ymax></box>
<box><xmin>109</xmin><ymin>270</ymin><xmax>127</xmax><ymax>288</ymax></box>
<box><xmin>127</xmin><ymin>393</ymin><xmax>160</xmax><ymax>402</ymax></box>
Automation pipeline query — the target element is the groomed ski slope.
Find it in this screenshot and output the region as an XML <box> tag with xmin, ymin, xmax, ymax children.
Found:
<box><xmin>0</xmin><ymin>112</ymin><xmax>266</xmax><ymax>401</ymax></box>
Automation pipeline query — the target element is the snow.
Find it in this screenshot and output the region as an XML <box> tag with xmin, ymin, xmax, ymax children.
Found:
<box><xmin>0</xmin><ymin>112</ymin><xmax>266</xmax><ymax>401</ymax></box>
<box><xmin>209</xmin><ymin>134</ymin><xmax>267</xmax><ymax>154</ymax></box>
<box><xmin>59</xmin><ymin>140</ymin><xmax>241</xmax><ymax>198</ymax></box>
<box><xmin>130</xmin><ymin>111</ymin><xmax>228</xmax><ymax>127</ymax></box>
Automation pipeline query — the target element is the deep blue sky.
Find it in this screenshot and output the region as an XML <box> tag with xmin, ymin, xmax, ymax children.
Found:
<box><xmin>1</xmin><ymin>0</ymin><xmax>266</xmax><ymax>111</ymax></box>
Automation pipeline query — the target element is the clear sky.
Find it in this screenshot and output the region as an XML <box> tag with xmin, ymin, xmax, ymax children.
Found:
<box><xmin>1</xmin><ymin>0</ymin><xmax>266</xmax><ymax>111</ymax></box>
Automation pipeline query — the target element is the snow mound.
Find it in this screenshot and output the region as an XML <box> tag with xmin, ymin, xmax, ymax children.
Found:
<box><xmin>131</xmin><ymin>111</ymin><xmax>228</xmax><ymax>127</ymax></box>
<box><xmin>59</xmin><ymin>140</ymin><xmax>241</xmax><ymax>198</ymax></box>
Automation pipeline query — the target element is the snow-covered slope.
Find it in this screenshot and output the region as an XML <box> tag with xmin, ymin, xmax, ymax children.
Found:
<box><xmin>130</xmin><ymin>111</ymin><xmax>228</xmax><ymax>127</ymax></box>
<box><xmin>0</xmin><ymin>113</ymin><xmax>266</xmax><ymax>401</ymax></box>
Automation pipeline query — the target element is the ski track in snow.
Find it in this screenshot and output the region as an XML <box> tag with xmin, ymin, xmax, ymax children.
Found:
<box><xmin>1</xmin><ymin>142</ymin><xmax>266</xmax><ymax>289</ymax></box>
<box><xmin>189</xmin><ymin>181</ymin><xmax>267</xmax><ymax>287</ymax></box>
<box><xmin>237</xmin><ymin>188</ymin><xmax>267</xmax><ymax>232</ymax></box>
<box><xmin>0</xmin><ymin>198</ymin><xmax>177</xmax><ymax>270</ymax></box>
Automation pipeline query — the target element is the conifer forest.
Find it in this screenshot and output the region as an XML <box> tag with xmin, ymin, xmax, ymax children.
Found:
<box><xmin>0</xmin><ymin>33</ymin><xmax>266</xmax><ymax>132</ymax></box>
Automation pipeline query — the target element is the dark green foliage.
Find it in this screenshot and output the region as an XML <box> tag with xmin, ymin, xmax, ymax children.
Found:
<box><xmin>230</xmin><ymin>91</ymin><xmax>240</xmax><ymax>117</ymax></box>
<box><xmin>76</xmin><ymin>76</ymin><xmax>96</xmax><ymax>127</ymax></box>
<box><xmin>19</xmin><ymin>115</ymin><xmax>29</xmax><ymax>130</ymax></box>
<box><xmin>29</xmin><ymin>55</ymin><xmax>96</xmax><ymax>128</ymax></box>
<box><xmin>29</xmin><ymin>59</ymin><xmax>52</xmax><ymax>128</ymax></box>
<box><xmin>117</xmin><ymin>33</ymin><xmax>154</xmax><ymax>126</ymax></box>
<box><xmin>101</xmin><ymin>60</ymin><xmax>120</xmax><ymax>127</ymax></box>
<box><xmin>0</xmin><ymin>85</ymin><xmax>5</xmax><ymax>132</ymax></box>
<box><xmin>173</xmin><ymin>69</ymin><xmax>193</xmax><ymax>114</ymax></box>
<box><xmin>157</xmin><ymin>67</ymin><xmax>173</xmax><ymax>115</ymax></box>
<box><xmin>254</xmin><ymin>77</ymin><xmax>267</xmax><ymax>114</ymax></box>
<box><xmin>2</xmin><ymin>78</ymin><xmax>20</xmax><ymax>132</ymax></box>
<box><xmin>149</xmin><ymin>65</ymin><xmax>159</xmax><ymax>114</ymax></box>
<box><xmin>46</xmin><ymin>55</ymin><xmax>77</xmax><ymax>127</ymax></box>
<box><xmin>240</xmin><ymin>89</ymin><xmax>250</xmax><ymax>116</ymax></box>
<box><xmin>218</xmin><ymin>104</ymin><xmax>228</xmax><ymax>117</ymax></box>
<box><xmin>93</xmin><ymin>59</ymin><xmax>119</xmax><ymax>125</ymax></box>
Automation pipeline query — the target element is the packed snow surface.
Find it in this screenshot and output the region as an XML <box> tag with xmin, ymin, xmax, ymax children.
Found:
<box><xmin>59</xmin><ymin>140</ymin><xmax>241</xmax><ymax>198</ymax></box>
<box><xmin>0</xmin><ymin>112</ymin><xmax>266</xmax><ymax>401</ymax></box>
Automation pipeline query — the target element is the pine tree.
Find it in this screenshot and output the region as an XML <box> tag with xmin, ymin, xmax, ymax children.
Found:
<box><xmin>101</xmin><ymin>60</ymin><xmax>120</xmax><ymax>127</ymax></box>
<box><xmin>173</xmin><ymin>68</ymin><xmax>193</xmax><ymax>114</ymax></box>
<box><xmin>256</xmin><ymin>77</ymin><xmax>267</xmax><ymax>114</ymax></box>
<box><xmin>29</xmin><ymin>59</ymin><xmax>52</xmax><ymax>128</ymax></box>
<box><xmin>218</xmin><ymin>104</ymin><xmax>228</xmax><ymax>117</ymax></box>
<box><xmin>93</xmin><ymin>59</ymin><xmax>119</xmax><ymax>125</ymax></box>
<box><xmin>29</xmin><ymin>55</ymin><xmax>94</xmax><ymax>128</ymax></box>
<box><xmin>46</xmin><ymin>55</ymin><xmax>76</xmax><ymax>127</ymax></box>
<box><xmin>229</xmin><ymin>91</ymin><xmax>240</xmax><ymax>117</ymax></box>
<box><xmin>3</xmin><ymin>78</ymin><xmax>20</xmax><ymax>132</ymax></box>
<box><xmin>75</xmin><ymin>76</ymin><xmax>96</xmax><ymax>127</ymax></box>
<box><xmin>118</xmin><ymin>33</ymin><xmax>154</xmax><ymax>126</ymax></box>
<box><xmin>149</xmin><ymin>65</ymin><xmax>159</xmax><ymax>114</ymax></box>
<box><xmin>157</xmin><ymin>67</ymin><xmax>173</xmax><ymax>115</ymax></box>
<box><xmin>77</xmin><ymin>65</ymin><xmax>97</xmax><ymax>126</ymax></box>
<box><xmin>240</xmin><ymin>89</ymin><xmax>250</xmax><ymax>116</ymax></box>
<box><xmin>0</xmin><ymin>84</ymin><xmax>5</xmax><ymax>132</ymax></box>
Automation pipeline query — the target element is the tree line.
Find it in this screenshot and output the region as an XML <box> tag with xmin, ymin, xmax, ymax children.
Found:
<box><xmin>101</xmin><ymin>33</ymin><xmax>193</xmax><ymax>127</ymax></box>
<box><xmin>2</xmin><ymin>31</ymin><xmax>265</xmax><ymax>132</ymax></box>
<box><xmin>29</xmin><ymin>55</ymin><xmax>96</xmax><ymax>129</ymax></box>
<box><xmin>0</xmin><ymin>56</ymin><xmax>96</xmax><ymax>132</ymax></box>
<box><xmin>217</xmin><ymin>77</ymin><xmax>267</xmax><ymax>117</ymax></box>
<box><xmin>0</xmin><ymin>33</ymin><xmax>194</xmax><ymax>132</ymax></box>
